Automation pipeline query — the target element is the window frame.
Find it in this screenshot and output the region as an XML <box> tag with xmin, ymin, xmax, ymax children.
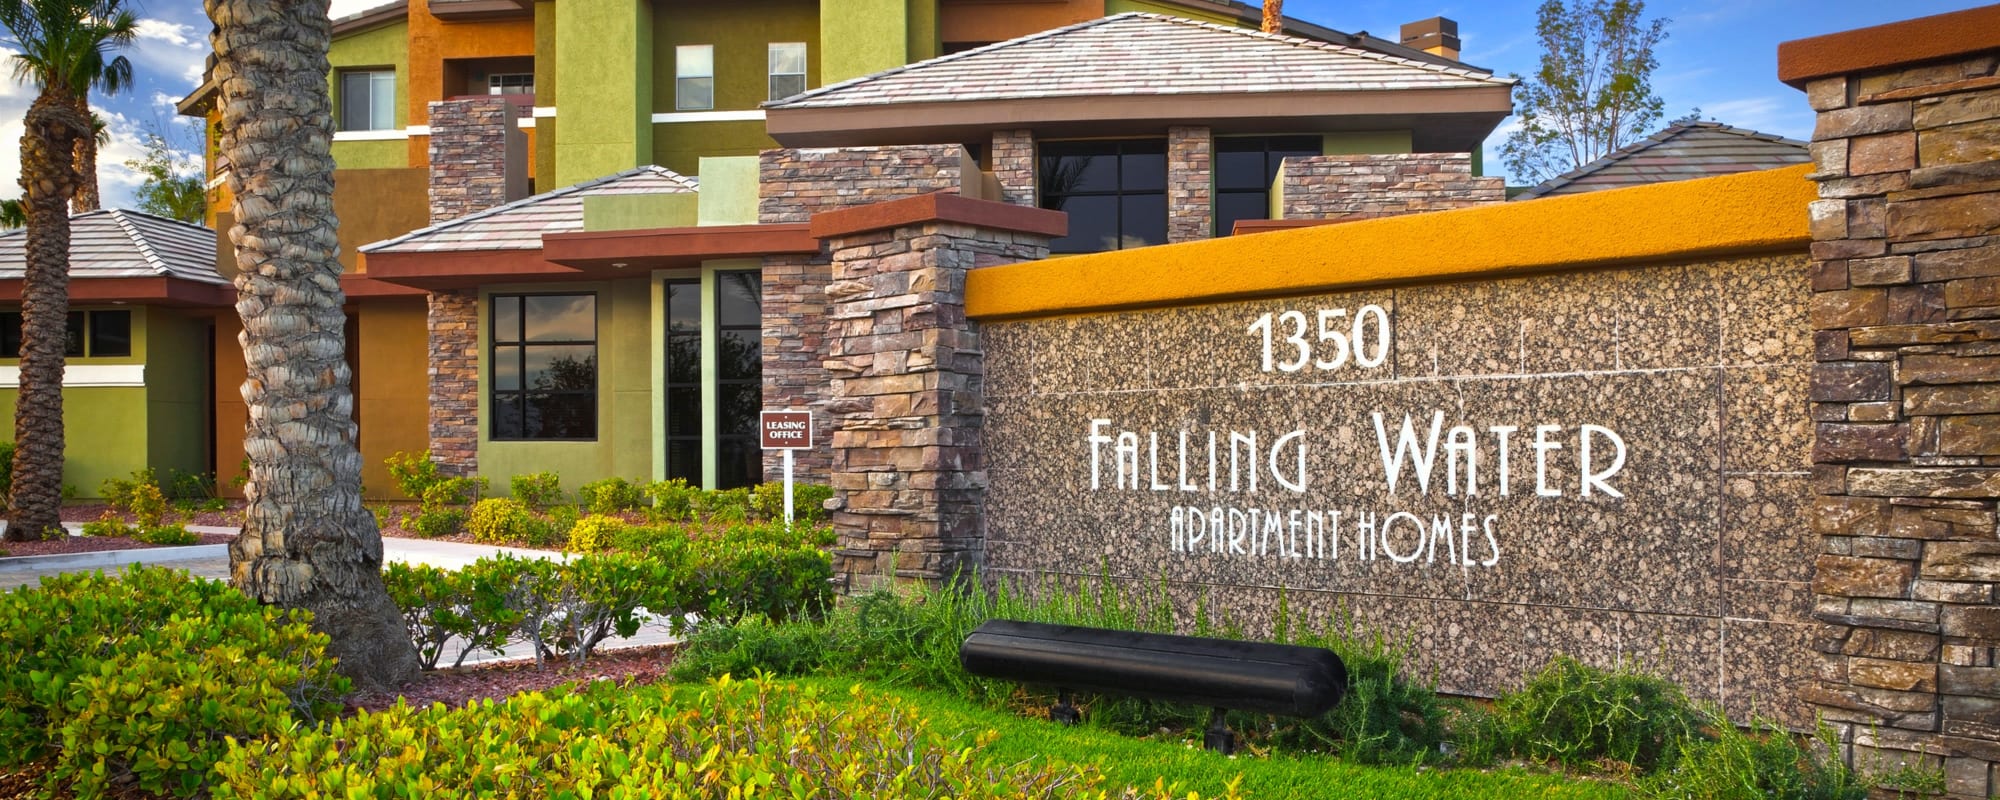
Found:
<box><xmin>486</xmin><ymin>72</ymin><xmax>534</xmax><ymax>96</ymax></box>
<box><xmin>767</xmin><ymin>42</ymin><xmax>807</xmax><ymax>102</ymax></box>
<box><xmin>0</xmin><ymin>309</ymin><xmax>132</xmax><ymax>360</ymax></box>
<box><xmin>676</xmin><ymin>44</ymin><xmax>715</xmax><ymax>111</ymax></box>
<box><xmin>337</xmin><ymin>68</ymin><xmax>397</xmax><ymax>132</ymax></box>
<box><xmin>488</xmin><ymin>292</ymin><xmax>600</xmax><ymax>443</ymax></box>
<box><xmin>1036</xmin><ymin>138</ymin><xmax>1169</xmax><ymax>254</ymax></box>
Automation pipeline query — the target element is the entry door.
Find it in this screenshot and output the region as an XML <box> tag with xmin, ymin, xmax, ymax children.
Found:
<box><xmin>661</xmin><ymin>270</ymin><xmax>763</xmax><ymax>489</ymax></box>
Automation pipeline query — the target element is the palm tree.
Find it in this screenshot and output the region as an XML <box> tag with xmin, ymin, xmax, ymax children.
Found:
<box><xmin>1261</xmin><ymin>0</ymin><xmax>1283</xmax><ymax>33</ymax></box>
<box><xmin>0</xmin><ymin>0</ymin><xmax>137</xmax><ymax>541</ymax></box>
<box><xmin>70</xmin><ymin>110</ymin><xmax>109</xmax><ymax>212</ymax></box>
<box><xmin>0</xmin><ymin>199</ymin><xmax>23</xmax><ymax>229</ymax></box>
<box><xmin>205</xmin><ymin>0</ymin><xmax>419</xmax><ymax>689</ymax></box>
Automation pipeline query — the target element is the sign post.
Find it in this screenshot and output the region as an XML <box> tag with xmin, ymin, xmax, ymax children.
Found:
<box><xmin>759</xmin><ymin>410</ymin><xmax>814</xmax><ymax>525</ymax></box>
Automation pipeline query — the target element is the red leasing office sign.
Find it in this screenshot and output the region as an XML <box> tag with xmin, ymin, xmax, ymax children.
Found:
<box><xmin>760</xmin><ymin>411</ymin><xmax>813</xmax><ymax>450</ymax></box>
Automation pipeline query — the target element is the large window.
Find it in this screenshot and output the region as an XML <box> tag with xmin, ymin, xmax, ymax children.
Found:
<box><xmin>768</xmin><ymin>42</ymin><xmax>806</xmax><ymax>101</ymax></box>
<box><xmin>487</xmin><ymin>72</ymin><xmax>534</xmax><ymax>96</ymax></box>
<box><xmin>1215</xmin><ymin>136</ymin><xmax>1321</xmax><ymax>236</ymax></box>
<box><xmin>715</xmin><ymin>271</ymin><xmax>762</xmax><ymax>490</ymax></box>
<box><xmin>0</xmin><ymin>310</ymin><xmax>130</xmax><ymax>359</ymax></box>
<box><xmin>490</xmin><ymin>294</ymin><xmax>597</xmax><ymax>441</ymax></box>
<box><xmin>676</xmin><ymin>45</ymin><xmax>714</xmax><ymax>111</ymax></box>
<box><xmin>1037</xmin><ymin>139</ymin><xmax>1167</xmax><ymax>253</ymax></box>
<box><xmin>338</xmin><ymin>69</ymin><xmax>396</xmax><ymax>131</ymax></box>
<box><xmin>663</xmin><ymin>279</ymin><xmax>701</xmax><ymax>483</ymax></box>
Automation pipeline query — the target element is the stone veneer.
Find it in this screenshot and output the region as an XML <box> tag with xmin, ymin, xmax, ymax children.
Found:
<box><xmin>426</xmin><ymin>289</ymin><xmax>479</xmax><ymax>477</ymax></box>
<box><xmin>990</xmin><ymin>130</ymin><xmax>1035</xmax><ymax>206</ymax></box>
<box><xmin>815</xmin><ymin>195</ymin><xmax>1059</xmax><ymax>592</ymax></box>
<box><xmin>758</xmin><ymin>146</ymin><xmax>974</xmax><ymax>482</ymax></box>
<box><xmin>1166</xmin><ymin>126</ymin><xmax>1212</xmax><ymax>243</ymax></box>
<box><xmin>1797</xmin><ymin>50</ymin><xmax>2000</xmax><ymax>796</ymax></box>
<box><xmin>426</xmin><ymin>97</ymin><xmax>526</xmax><ymax>226</ymax></box>
<box><xmin>1277</xmin><ymin>153</ymin><xmax>1504</xmax><ymax>221</ymax></box>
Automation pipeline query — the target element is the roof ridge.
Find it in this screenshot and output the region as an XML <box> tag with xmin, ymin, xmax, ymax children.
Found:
<box><xmin>1127</xmin><ymin>12</ymin><xmax>1500</xmax><ymax>81</ymax></box>
<box><xmin>105</xmin><ymin>210</ymin><xmax>171</xmax><ymax>277</ymax></box>
<box><xmin>1516</xmin><ymin>120</ymin><xmax>1809</xmax><ymax>200</ymax></box>
<box><xmin>361</xmin><ymin>165</ymin><xmax>696</xmax><ymax>253</ymax></box>
<box><xmin>768</xmin><ymin>14</ymin><xmax>1134</xmax><ymax>109</ymax></box>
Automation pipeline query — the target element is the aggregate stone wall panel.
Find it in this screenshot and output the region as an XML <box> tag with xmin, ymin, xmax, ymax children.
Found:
<box><xmin>981</xmin><ymin>253</ymin><xmax>1816</xmax><ymax>723</ymax></box>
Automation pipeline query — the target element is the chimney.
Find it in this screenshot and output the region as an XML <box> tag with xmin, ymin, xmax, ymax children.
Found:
<box><xmin>427</xmin><ymin>96</ymin><xmax>530</xmax><ymax>225</ymax></box>
<box><xmin>1400</xmin><ymin>17</ymin><xmax>1460</xmax><ymax>61</ymax></box>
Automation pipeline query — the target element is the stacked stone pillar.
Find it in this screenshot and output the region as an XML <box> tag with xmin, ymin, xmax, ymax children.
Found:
<box><xmin>808</xmin><ymin>193</ymin><xmax>1063</xmax><ymax>592</ymax></box>
<box><xmin>1785</xmin><ymin>12</ymin><xmax>2000</xmax><ymax>796</ymax></box>
<box><xmin>1166</xmin><ymin>126</ymin><xmax>1212</xmax><ymax>242</ymax></box>
<box><xmin>989</xmin><ymin>130</ymin><xmax>1036</xmax><ymax>207</ymax></box>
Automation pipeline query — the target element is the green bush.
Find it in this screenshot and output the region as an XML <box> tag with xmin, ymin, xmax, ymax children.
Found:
<box><xmin>384</xmin><ymin>450</ymin><xmax>444</xmax><ymax>500</ymax></box>
<box><xmin>80</xmin><ymin>511</ymin><xmax>133</xmax><ymax>538</ymax></box>
<box><xmin>163</xmin><ymin>468</ymin><xmax>216</xmax><ymax>502</ymax></box>
<box><xmin>0</xmin><ymin>439</ymin><xmax>15</xmax><ymax>510</ymax></box>
<box><xmin>212</xmin><ymin>676</ymin><xmax>1107</xmax><ymax>799</ymax></box>
<box><xmin>421</xmin><ymin>476</ymin><xmax>481</xmax><ymax>508</ymax></box>
<box><xmin>543</xmin><ymin>503</ymin><xmax>580</xmax><ymax>541</ymax></box>
<box><xmin>694</xmin><ymin>486</ymin><xmax>751</xmax><ymax>523</ymax></box>
<box><xmin>578</xmin><ymin>476</ymin><xmax>644</xmax><ymax>514</ymax></box>
<box><xmin>686</xmin><ymin>542</ymin><xmax>833</xmax><ymax>625</ymax></box>
<box><xmin>0</xmin><ymin>567</ymin><xmax>345</xmax><ymax>797</ymax></box>
<box><xmin>467</xmin><ymin>497</ymin><xmax>532</xmax><ymax>545</ymax></box>
<box><xmin>136</xmin><ymin>524</ymin><xmax>199</xmax><ymax>546</ymax></box>
<box><xmin>383</xmin><ymin>558</ymin><xmax>530</xmax><ymax>671</ymax></box>
<box><xmin>1640</xmin><ymin>715</ymin><xmax>1867</xmax><ymax>800</ymax></box>
<box><xmin>565</xmin><ymin>513</ymin><xmax>627</xmax><ymax>553</ymax></box>
<box><xmin>508</xmin><ymin>471</ymin><xmax>563</xmax><ymax>507</ymax></box>
<box><xmin>643</xmin><ymin>478</ymin><xmax>696</xmax><ymax>522</ymax></box>
<box><xmin>402</xmin><ymin>507</ymin><xmax>467</xmax><ymax>539</ymax></box>
<box><xmin>748</xmin><ymin>481</ymin><xmax>835</xmax><ymax>524</ymax></box>
<box><xmin>668</xmin><ymin>614</ymin><xmax>830</xmax><ymax>681</ymax></box>
<box><xmin>99</xmin><ymin>467</ymin><xmax>158</xmax><ymax>511</ymax></box>
<box><xmin>1496</xmin><ymin>654</ymin><xmax>1701</xmax><ymax>774</ymax></box>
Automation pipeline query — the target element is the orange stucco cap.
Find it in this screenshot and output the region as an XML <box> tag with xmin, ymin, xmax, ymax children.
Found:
<box><xmin>1778</xmin><ymin>4</ymin><xmax>2000</xmax><ymax>89</ymax></box>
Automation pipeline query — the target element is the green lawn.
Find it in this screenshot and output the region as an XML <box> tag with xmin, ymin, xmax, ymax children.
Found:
<box><xmin>763</xmin><ymin>677</ymin><xmax>1633</xmax><ymax>800</ymax></box>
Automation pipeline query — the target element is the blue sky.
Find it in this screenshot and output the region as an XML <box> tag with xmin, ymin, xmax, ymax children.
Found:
<box><xmin>0</xmin><ymin>0</ymin><xmax>1989</xmax><ymax>208</ymax></box>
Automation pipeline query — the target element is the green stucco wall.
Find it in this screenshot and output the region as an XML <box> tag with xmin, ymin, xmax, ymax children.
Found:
<box><xmin>143</xmin><ymin>308</ymin><xmax>209</xmax><ymax>481</ymax></box>
<box><xmin>328</xmin><ymin>20</ymin><xmax>411</xmax><ymax>170</ymax></box>
<box><xmin>554</xmin><ymin>0</ymin><xmax>654</xmax><ymax>186</ymax></box>
<box><xmin>1322</xmin><ymin>130</ymin><xmax>1413</xmax><ymax>154</ymax></box>
<box><xmin>907</xmin><ymin>0</ymin><xmax>939</xmax><ymax>63</ymax></box>
<box><xmin>652</xmin><ymin>120</ymin><xmax>773</xmax><ymax>178</ymax></box>
<box><xmin>696</xmin><ymin>156</ymin><xmax>759</xmax><ymax>226</ymax></box>
<box><xmin>584</xmin><ymin>194</ymin><xmax>698</xmax><ymax>231</ymax></box>
<box><xmin>652</xmin><ymin>0</ymin><xmax>820</xmax><ymax>113</ymax></box>
<box><xmin>821</xmin><ymin>0</ymin><xmax>907</xmax><ymax>83</ymax></box>
<box><xmin>1106</xmin><ymin>0</ymin><xmax>1236</xmax><ymax>26</ymax></box>
<box><xmin>0</xmin><ymin>306</ymin><xmax>212</xmax><ymax>498</ymax></box>
<box><xmin>477</xmin><ymin>280</ymin><xmax>654</xmax><ymax>493</ymax></box>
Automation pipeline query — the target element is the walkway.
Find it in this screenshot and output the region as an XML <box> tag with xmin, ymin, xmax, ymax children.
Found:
<box><xmin>0</xmin><ymin>525</ymin><xmax>679</xmax><ymax>666</ymax></box>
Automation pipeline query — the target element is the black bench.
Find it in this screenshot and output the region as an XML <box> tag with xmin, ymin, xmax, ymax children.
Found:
<box><xmin>959</xmin><ymin>619</ymin><xmax>1347</xmax><ymax>753</ymax></box>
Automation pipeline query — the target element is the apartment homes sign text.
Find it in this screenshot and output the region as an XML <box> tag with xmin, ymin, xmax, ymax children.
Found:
<box><xmin>1083</xmin><ymin>304</ymin><xmax>1630</xmax><ymax>569</ymax></box>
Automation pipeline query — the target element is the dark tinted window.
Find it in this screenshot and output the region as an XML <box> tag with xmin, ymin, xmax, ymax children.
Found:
<box><xmin>1038</xmin><ymin>139</ymin><xmax>1168</xmax><ymax>253</ymax></box>
<box><xmin>663</xmin><ymin>280</ymin><xmax>702</xmax><ymax>483</ymax></box>
<box><xmin>714</xmin><ymin>270</ymin><xmax>762</xmax><ymax>490</ymax></box>
<box><xmin>1</xmin><ymin>310</ymin><xmax>130</xmax><ymax>359</ymax></box>
<box><xmin>1214</xmin><ymin>136</ymin><xmax>1321</xmax><ymax>236</ymax></box>
<box><xmin>490</xmin><ymin>294</ymin><xmax>596</xmax><ymax>440</ymax></box>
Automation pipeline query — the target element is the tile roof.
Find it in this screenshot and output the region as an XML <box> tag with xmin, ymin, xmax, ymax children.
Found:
<box><xmin>1514</xmin><ymin>121</ymin><xmax>1810</xmax><ymax>200</ymax></box>
<box><xmin>766</xmin><ymin>13</ymin><xmax>1511</xmax><ymax>110</ymax></box>
<box><xmin>361</xmin><ymin>166</ymin><xmax>698</xmax><ymax>254</ymax></box>
<box><xmin>0</xmin><ymin>209</ymin><xmax>224</xmax><ymax>284</ymax></box>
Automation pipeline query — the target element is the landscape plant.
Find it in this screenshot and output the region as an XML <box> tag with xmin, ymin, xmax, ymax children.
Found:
<box><xmin>508</xmin><ymin>470</ymin><xmax>562</xmax><ymax>507</ymax></box>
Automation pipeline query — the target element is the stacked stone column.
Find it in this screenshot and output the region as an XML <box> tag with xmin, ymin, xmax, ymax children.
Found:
<box><xmin>425</xmin><ymin>290</ymin><xmax>479</xmax><ymax>477</ymax></box>
<box><xmin>1166</xmin><ymin>126</ymin><xmax>1212</xmax><ymax>242</ymax></box>
<box><xmin>1795</xmin><ymin>40</ymin><xmax>2000</xmax><ymax>797</ymax></box>
<box><xmin>990</xmin><ymin>130</ymin><xmax>1036</xmax><ymax>207</ymax></box>
<box><xmin>810</xmin><ymin>194</ymin><xmax>1061</xmax><ymax>592</ymax></box>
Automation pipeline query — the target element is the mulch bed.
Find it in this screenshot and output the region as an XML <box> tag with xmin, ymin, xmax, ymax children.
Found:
<box><xmin>58</xmin><ymin>501</ymin><xmax>245</xmax><ymax>529</ymax></box>
<box><xmin>0</xmin><ymin>531</ymin><xmax>234</xmax><ymax>559</ymax></box>
<box><xmin>346</xmin><ymin>643</ymin><xmax>676</xmax><ymax>713</ymax></box>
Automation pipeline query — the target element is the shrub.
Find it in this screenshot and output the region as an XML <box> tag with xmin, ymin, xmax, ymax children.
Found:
<box><xmin>578</xmin><ymin>476</ymin><xmax>644</xmax><ymax>514</ymax></box>
<box><xmin>0</xmin><ymin>439</ymin><xmax>14</xmax><ymax>510</ymax></box>
<box><xmin>668</xmin><ymin>614</ymin><xmax>828</xmax><ymax>682</ymax></box>
<box><xmin>80</xmin><ymin>511</ymin><xmax>133</xmax><ymax>538</ymax></box>
<box><xmin>565</xmin><ymin>513</ymin><xmax>627</xmax><ymax>553</ymax></box>
<box><xmin>136</xmin><ymin>524</ymin><xmax>199</xmax><ymax>546</ymax></box>
<box><xmin>421</xmin><ymin>476</ymin><xmax>481</xmax><ymax>508</ymax></box>
<box><xmin>384</xmin><ymin>450</ymin><xmax>444</xmax><ymax>500</ymax></box>
<box><xmin>213</xmin><ymin>676</ymin><xmax>1106</xmax><ymax>799</ymax></box>
<box><xmin>749</xmin><ymin>481</ymin><xmax>835</xmax><ymax>524</ymax></box>
<box><xmin>0</xmin><ymin>567</ymin><xmax>345</xmax><ymax>797</ymax></box>
<box><xmin>1274</xmin><ymin>625</ymin><xmax>1451</xmax><ymax>765</ymax></box>
<box><xmin>508</xmin><ymin>471</ymin><xmax>563</xmax><ymax>507</ymax></box>
<box><xmin>1640</xmin><ymin>715</ymin><xmax>1867</xmax><ymax>800</ymax></box>
<box><xmin>163</xmin><ymin>468</ymin><xmax>216</xmax><ymax>501</ymax></box>
<box><xmin>129</xmin><ymin>483</ymin><xmax>171</xmax><ymax>528</ymax></box>
<box><xmin>642</xmin><ymin>478</ymin><xmax>696</xmax><ymax>522</ymax></box>
<box><xmin>468</xmin><ymin>497</ymin><xmax>532</xmax><ymax>545</ymax></box>
<box><xmin>694</xmin><ymin>486</ymin><xmax>751</xmax><ymax>523</ymax></box>
<box><xmin>403</xmin><ymin>508</ymin><xmax>467</xmax><ymax>539</ymax></box>
<box><xmin>686</xmin><ymin>542</ymin><xmax>833</xmax><ymax>624</ymax></box>
<box><xmin>1496</xmin><ymin>654</ymin><xmax>1701</xmax><ymax>774</ymax></box>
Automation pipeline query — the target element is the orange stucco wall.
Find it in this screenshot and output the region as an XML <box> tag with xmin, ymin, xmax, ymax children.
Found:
<box><xmin>404</xmin><ymin>0</ymin><xmax>536</xmax><ymax>168</ymax></box>
<box><xmin>212</xmin><ymin>298</ymin><xmax>430</xmax><ymax>501</ymax></box>
<box><xmin>938</xmin><ymin>0</ymin><xmax>1102</xmax><ymax>45</ymax></box>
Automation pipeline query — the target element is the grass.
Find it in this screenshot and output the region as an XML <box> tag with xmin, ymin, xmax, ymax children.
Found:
<box><xmin>772</xmin><ymin>676</ymin><xmax>1634</xmax><ymax>800</ymax></box>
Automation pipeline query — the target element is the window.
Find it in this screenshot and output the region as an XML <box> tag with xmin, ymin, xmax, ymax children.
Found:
<box><xmin>0</xmin><ymin>310</ymin><xmax>130</xmax><ymax>359</ymax></box>
<box><xmin>1038</xmin><ymin>139</ymin><xmax>1167</xmax><ymax>253</ymax></box>
<box><xmin>490</xmin><ymin>294</ymin><xmax>597</xmax><ymax>441</ymax></box>
<box><xmin>487</xmin><ymin>72</ymin><xmax>534</xmax><ymax>96</ymax></box>
<box><xmin>338</xmin><ymin>69</ymin><xmax>396</xmax><ymax>131</ymax></box>
<box><xmin>715</xmin><ymin>271</ymin><xmax>762</xmax><ymax>490</ymax></box>
<box><xmin>768</xmin><ymin>42</ymin><xmax>807</xmax><ymax>101</ymax></box>
<box><xmin>1215</xmin><ymin>136</ymin><xmax>1321</xmax><ymax>236</ymax></box>
<box><xmin>661</xmin><ymin>271</ymin><xmax>763</xmax><ymax>490</ymax></box>
<box><xmin>676</xmin><ymin>45</ymin><xmax>714</xmax><ymax>111</ymax></box>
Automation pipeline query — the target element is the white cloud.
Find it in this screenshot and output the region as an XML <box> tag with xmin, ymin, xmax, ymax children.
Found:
<box><xmin>133</xmin><ymin>18</ymin><xmax>203</xmax><ymax>50</ymax></box>
<box><xmin>328</xmin><ymin>0</ymin><xmax>400</xmax><ymax>19</ymax></box>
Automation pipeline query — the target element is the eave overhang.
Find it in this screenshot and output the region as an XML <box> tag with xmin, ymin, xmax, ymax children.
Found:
<box><xmin>542</xmin><ymin>224</ymin><xmax>820</xmax><ymax>270</ymax></box>
<box><xmin>767</xmin><ymin>85</ymin><xmax>1513</xmax><ymax>152</ymax></box>
<box><xmin>0</xmin><ymin>276</ymin><xmax>232</xmax><ymax>307</ymax></box>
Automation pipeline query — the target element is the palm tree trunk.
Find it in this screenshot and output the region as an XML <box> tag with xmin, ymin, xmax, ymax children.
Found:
<box><xmin>69</xmin><ymin>97</ymin><xmax>100</xmax><ymax>213</ymax></box>
<box><xmin>205</xmin><ymin>0</ymin><xmax>418</xmax><ymax>690</ymax></box>
<box><xmin>6</xmin><ymin>90</ymin><xmax>85</xmax><ymax>542</ymax></box>
<box><xmin>1261</xmin><ymin>0</ymin><xmax>1283</xmax><ymax>33</ymax></box>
